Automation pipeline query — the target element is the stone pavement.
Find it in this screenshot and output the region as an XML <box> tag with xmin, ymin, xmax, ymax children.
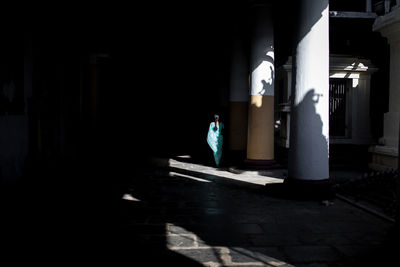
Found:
<box><xmin>117</xmin><ymin>158</ymin><xmax>397</xmax><ymax>266</ymax></box>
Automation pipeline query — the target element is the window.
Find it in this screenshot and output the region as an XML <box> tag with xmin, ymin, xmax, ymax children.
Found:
<box><xmin>329</xmin><ymin>78</ymin><xmax>350</xmax><ymax>137</ymax></box>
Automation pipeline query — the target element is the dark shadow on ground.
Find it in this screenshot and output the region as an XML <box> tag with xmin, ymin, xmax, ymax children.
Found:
<box><xmin>0</xmin><ymin>160</ymin><xmax>204</xmax><ymax>266</ymax></box>
<box><xmin>121</xmin><ymin>165</ymin><xmax>396</xmax><ymax>266</ymax></box>
<box><xmin>170</xmin><ymin>165</ymin><xmax>333</xmax><ymax>202</ymax></box>
<box><xmin>2</xmin><ymin>158</ymin><xmax>397</xmax><ymax>266</ymax></box>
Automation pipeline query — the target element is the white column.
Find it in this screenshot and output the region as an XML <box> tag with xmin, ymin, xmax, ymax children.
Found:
<box><xmin>371</xmin><ymin>7</ymin><xmax>400</xmax><ymax>169</ymax></box>
<box><xmin>288</xmin><ymin>0</ymin><xmax>330</xmax><ymax>181</ymax></box>
<box><xmin>374</xmin><ymin>10</ymin><xmax>400</xmax><ymax>148</ymax></box>
<box><xmin>228</xmin><ymin>33</ymin><xmax>249</xmax><ymax>152</ymax></box>
<box><xmin>246</xmin><ymin>0</ymin><xmax>276</xmax><ymax>166</ymax></box>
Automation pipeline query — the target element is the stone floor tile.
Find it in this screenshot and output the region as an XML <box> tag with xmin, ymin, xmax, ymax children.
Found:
<box><xmin>172</xmin><ymin>248</ymin><xmax>222</xmax><ymax>264</ymax></box>
<box><xmin>283</xmin><ymin>245</ymin><xmax>341</xmax><ymax>263</ymax></box>
<box><xmin>167</xmin><ymin>234</ymin><xmax>196</xmax><ymax>248</ymax></box>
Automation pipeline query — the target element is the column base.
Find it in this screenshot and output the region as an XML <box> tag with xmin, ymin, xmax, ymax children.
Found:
<box><xmin>244</xmin><ymin>159</ymin><xmax>281</xmax><ymax>170</ymax></box>
<box><xmin>282</xmin><ymin>178</ymin><xmax>335</xmax><ymax>200</ymax></box>
<box><xmin>369</xmin><ymin>145</ymin><xmax>398</xmax><ymax>171</ymax></box>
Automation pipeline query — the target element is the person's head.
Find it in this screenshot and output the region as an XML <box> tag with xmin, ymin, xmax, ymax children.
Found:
<box><xmin>214</xmin><ymin>114</ymin><xmax>219</xmax><ymax>122</ymax></box>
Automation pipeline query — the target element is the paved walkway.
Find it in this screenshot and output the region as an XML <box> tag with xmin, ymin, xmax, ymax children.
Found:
<box><xmin>118</xmin><ymin>158</ymin><xmax>396</xmax><ymax>266</ymax></box>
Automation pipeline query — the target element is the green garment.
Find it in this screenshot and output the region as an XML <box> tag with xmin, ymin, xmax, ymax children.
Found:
<box><xmin>207</xmin><ymin>122</ymin><xmax>224</xmax><ymax>166</ymax></box>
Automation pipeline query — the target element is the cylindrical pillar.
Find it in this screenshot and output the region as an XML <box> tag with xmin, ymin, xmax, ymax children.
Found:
<box><xmin>228</xmin><ymin>33</ymin><xmax>249</xmax><ymax>154</ymax></box>
<box><xmin>372</xmin><ymin>7</ymin><xmax>400</xmax><ymax>168</ymax></box>
<box><xmin>246</xmin><ymin>1</ymin><xmax>276</xmax><ymax>167</ymax></box>
<box><xmin>288</xmin><ymin>0</ymin><xmax>330</xmax><ymax>184</ymax></box>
